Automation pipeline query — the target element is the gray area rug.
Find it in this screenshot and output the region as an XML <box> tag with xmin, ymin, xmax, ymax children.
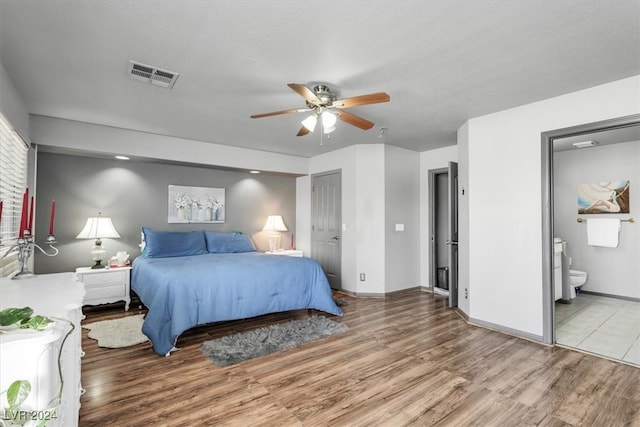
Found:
<box><xmin>83</xmin><ymin>314</ymin><xmax>149</xmax><ymax>348</ymax></box>
<box><xmin>201</xmin><ymin>315</ymin><xmax>348</xmax><ymax>367</ymax></box>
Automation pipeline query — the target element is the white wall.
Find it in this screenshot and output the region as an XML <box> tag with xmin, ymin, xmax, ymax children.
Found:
<box><xmin>554</xmin><ymin>140</ymin><xmax>639</xmax><ymax>299</ymax></box>
<box><xmin>301</xmin><ymin>144</ymin><xmax>388</xmax><ymax>294</ymax></box>
<box><xmin>385</xmin><ymin>145</ymin><xmax>420</xmax><ymax>292</ymax></box>
<box><xmin>419</xmin><ymin>145</ymin><xmax>458</xmax><ymax>289</ymax></box>
<box><xmin>302</xmin><ymin>145</ymin><xmax>359</xmax><ymax>292</ymax></box>
<box><xmin>30</xmin><ymin>115</ymin><xmax>308</xmax><ymax>176</ymax></box>
<box><xmin>464</xmin><ymin>75</ymin><xmax>640</xmax><ymax>338</ymax></box>
<box><xmin>0</xmin><ymin>62</ymin><xmax>29</xmax><ymax>141</ymax></box>
<box><xmin>355</xmin><ymin>145</ymin><xmax>386</xmax><ymax>294</ymax></box>
<box><xmin>456</xmin><ymin>124</ymin><xmax>469</xmax><ymax>315</ymax></box>
<box><xmin>295</xmin><ymin>175</ymin><xmax>311</xmax><ymax>255</ymax></box>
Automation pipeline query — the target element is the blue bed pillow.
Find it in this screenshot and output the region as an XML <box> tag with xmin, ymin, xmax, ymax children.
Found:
<box><xmin>204</xmin><ymin>231</ymin><xmax>256</xmax><ymax>253</ymax></box>
<box><xmin>141</xmin><ymin>228</ymin><xmax>207</xmax><ymax>258</ymax></box>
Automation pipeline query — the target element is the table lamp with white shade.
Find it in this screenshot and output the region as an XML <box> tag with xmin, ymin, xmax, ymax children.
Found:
<box><xmin>76</xmin><ymin>212</ymin><xmax>121</xmax><ymax>269</ymax></box>
<box><xmin>262</xmin><ymin>215</ymin><xmax>288</xmax><ymax>252</ymax></box>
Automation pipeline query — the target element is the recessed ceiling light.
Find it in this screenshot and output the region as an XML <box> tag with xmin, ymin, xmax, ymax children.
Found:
<box><xmin>572</xmin><ymin>140</ymin><xmax>597</xmax><ymax>148</ymax></box>
<box><xmin>249</xmin><ymin>170</ymin><xmax>260</xmax><ymax>174</ymax></box>
<box><xmin>115</xmin><ymin>155</ymin><xmax>130</xmax><ymax>160</ymax></box>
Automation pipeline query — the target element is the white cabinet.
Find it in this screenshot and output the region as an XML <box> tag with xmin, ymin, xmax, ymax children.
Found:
<box><xmin>76</xmin><ymin>267</ymin><xmax>131</xmax><ymax>310</ymax></box>
<box><xmin>0</xmin><ymin>273</ymin><xmax>84</xmax><ymax>427</ymax></box>
<box><xmin>0</xmin><ymin>328</ymin><xmax>62</xmax><ymax>419</ymax></box>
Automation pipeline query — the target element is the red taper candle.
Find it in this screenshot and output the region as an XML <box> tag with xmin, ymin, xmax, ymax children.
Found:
<box><xmin>28</xmin><ymin>196</ymin><xmax>34</xmax><ymax>232</ymax></box>
<box><xmin>19</xmin><ymin>189</ymin><xmax>28</xmax><ymax>237</ymax></box>
<box><xmin>49</xmin><ymin>199</ymin><xmax>56</xmax><ymax>235</ymax></box>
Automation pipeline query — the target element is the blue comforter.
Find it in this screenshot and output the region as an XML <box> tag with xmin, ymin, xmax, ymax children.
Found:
<box><xmin>132</xmin><ymin>252</ymin><xmax>343</xmax><ymax>356</ymax></box>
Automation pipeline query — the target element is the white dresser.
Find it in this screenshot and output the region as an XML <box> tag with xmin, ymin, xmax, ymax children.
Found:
<box><xmin>0</xmin><ymin>273</ymin><xmax>85</xmax><ymax>427</ymax></box>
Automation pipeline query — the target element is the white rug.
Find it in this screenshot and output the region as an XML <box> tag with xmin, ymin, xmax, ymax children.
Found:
<box><xmin>83</xmin><ymin>314</ymin><xmax>149</xmax><ymax>348</ymax></box>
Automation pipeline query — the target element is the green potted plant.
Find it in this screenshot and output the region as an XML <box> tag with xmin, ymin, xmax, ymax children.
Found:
<box><xmin>0</xmin><ymin>307</ymin><xmax>73</xmax><ymax>427</ymax></box>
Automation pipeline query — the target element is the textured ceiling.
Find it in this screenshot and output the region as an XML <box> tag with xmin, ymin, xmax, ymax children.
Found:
<box><xmin>1</xmin><ymin>0</ymin><xmax>639</xmax><ymax>158</ymax></box>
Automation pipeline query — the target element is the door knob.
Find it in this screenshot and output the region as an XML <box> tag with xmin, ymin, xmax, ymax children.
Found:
<box><xmin>445</xmin><ymin>240</ymin><xmax>458</xmax><ymax>245</ymax></box>
<box><xmin>331</xmin><ymin>235</ymin><xmax>341</xmax><ymax>240</ymax></box>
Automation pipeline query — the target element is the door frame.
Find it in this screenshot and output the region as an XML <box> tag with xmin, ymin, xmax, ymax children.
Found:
<box><xmin>447</xmin><ymin>161</ymin><xmax>459</xmax><ymax>308</ymax></box>
<box><xmin>428</xmin><ymin>162</ymin><xmax>459</xmax><ymax>307</ymax></box>
<box><xmin>540</xmin><ymin>113</ymin><xmax>640</xmax><ymax>344</ymax></box>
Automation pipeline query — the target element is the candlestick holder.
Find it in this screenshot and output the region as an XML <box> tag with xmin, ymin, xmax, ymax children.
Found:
<box><xmin>0</xmin><ymin>229</ymin><xmax>58</xmax><ymax>279</ymax></box>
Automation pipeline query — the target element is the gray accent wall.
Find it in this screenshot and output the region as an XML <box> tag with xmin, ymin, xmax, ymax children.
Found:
<box><xmin>34</xmin><ymin>152</ymin><xmax>297</xmax><ymax>273</ymax></box>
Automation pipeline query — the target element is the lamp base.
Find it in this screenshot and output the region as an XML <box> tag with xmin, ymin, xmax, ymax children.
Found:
<box><xmin>91</xmin><ymin>260</ymin><xmax>106</xmax><ymax>269</ymax></box>
<box><xmin>268</xmin><ymin>234</ymin><xmax>282</xmax><ymax>252</ymax></box>
<box><xmin>90</xmin><ymin>240</ymin><xmax>107</xmax><ymax>269</ymax></box>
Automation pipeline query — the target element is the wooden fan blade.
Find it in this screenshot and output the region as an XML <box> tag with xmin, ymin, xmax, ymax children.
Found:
<box><xmin>332</xmin><ymin>92</ymin><xmax>390</xmax><ymax>109</ymax></box>
<box><xmin>250</xmin><ymin>107</ymin><xmax>310</xmax><ymax>119</ymax></box>
<box><xmin>288</xmin><ymin>83</ymin><xmax>322</xmax><ymax>105</ymax></box>
<box><xmin>337</xmin><ymin>110</ymin><xmax>375</xmax><ymax>130</ymax></box>
<box><xmin>296</xmin><ymin>126</ymin><xmax>311</xmax><ymax>137</ymax></box>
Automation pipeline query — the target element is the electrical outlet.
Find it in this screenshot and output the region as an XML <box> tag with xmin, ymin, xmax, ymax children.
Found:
<box><xmin>360</xmin><ymin>273</ymin><xmax>365</xmax><ymax>281</ymax></box>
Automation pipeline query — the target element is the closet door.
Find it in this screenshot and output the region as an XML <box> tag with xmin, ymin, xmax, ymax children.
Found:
<box><xmin>311</xmin><ymin>171</ymin><xmax>342</xmax><ymax>290</ymax></box>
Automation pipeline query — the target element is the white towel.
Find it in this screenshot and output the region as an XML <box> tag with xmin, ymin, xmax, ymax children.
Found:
<box><xmin>586</xmin><ymin>218</ymin><xmax>621</xmax><ymax>248</ymax></box>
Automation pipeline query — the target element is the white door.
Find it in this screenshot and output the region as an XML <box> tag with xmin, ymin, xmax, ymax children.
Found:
<box><xmin>311</xmin><ymin>171</ymin><xmax>342</xmax><ymax>290</ymax></box>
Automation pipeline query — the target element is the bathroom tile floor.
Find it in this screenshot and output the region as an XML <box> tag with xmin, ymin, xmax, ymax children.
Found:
<box><xmin>556</xmin><ymin>293</ymin><xmax>640</xmax><ymax>366</ymax></box>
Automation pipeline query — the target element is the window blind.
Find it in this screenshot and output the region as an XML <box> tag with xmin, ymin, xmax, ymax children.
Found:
<box><xmin>0</xmin><ymin>113</ymin><xmax>28</xmax><ymax>277</ymax></box>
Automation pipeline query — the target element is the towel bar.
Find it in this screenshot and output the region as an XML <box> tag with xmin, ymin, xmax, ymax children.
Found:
<box><xmin>576</xmin><ymin>217</ymin><xmax>635</xmax><ymax>223</ymax></box>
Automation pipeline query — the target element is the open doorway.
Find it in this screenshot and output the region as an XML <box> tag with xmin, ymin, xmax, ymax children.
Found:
<box><xmin>429</xmin><ymin>162</ymin><xmax>459</xmax><ymax>308</ymax></box>
<box><xmin>541</xmin><ymin>114</ymin><xmax>640</xmax><ymax>365</ymax></box>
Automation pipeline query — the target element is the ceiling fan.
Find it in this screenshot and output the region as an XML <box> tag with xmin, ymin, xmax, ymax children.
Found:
<box><xmin>250</xmin><ymin>83</ymin><xmax>390</xmax><ymax>136</ymax></box>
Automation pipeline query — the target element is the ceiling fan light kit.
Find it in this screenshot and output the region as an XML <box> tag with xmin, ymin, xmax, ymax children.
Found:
<box><xmin>251</xmin><ymin>83</ymin><xmax>390</xmax><ymax>138</ymax></box>
<box><xmin>300</xmin><ymin>109</ymin><xmax>338</xmax><ymax>134</ymax></box>
<box><xmin>322</xmin><ymin>110</ymin><xmax>337</xmax><ymax>128</ymax></box>
<box><xmin>301</xmin><ymin>115</ymin><xmax>317</xmax><ymax>132</ymax></box>
<box><xmin>320</xmin><ymin>111</ymin><xmax>337</xmax><ymax>134</ymax></box>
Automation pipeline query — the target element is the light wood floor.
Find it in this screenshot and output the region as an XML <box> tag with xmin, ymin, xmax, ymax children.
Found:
<box><xmin>79</xmin><ymin>289</ymin><xmax>640</xmax><ymax>426</ymax></box>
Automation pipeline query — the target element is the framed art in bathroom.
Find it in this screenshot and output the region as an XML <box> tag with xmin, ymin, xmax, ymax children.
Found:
<box><xmin>577</xmin><ymin>180</ymin><xmax>629</xmax><ymax>214</ymax></box>
<box><xmin>168</xmin><ymin>185</ymin><xmax>225</xmax><ymax>223</ymax></box>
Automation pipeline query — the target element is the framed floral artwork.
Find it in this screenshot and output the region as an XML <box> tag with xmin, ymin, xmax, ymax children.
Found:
<box><xmin>168</xmin><ymin>185</ymin><xmax>225</xmax><ymax>223</ymax></box>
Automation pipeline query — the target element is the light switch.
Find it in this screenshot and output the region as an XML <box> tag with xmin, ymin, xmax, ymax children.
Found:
<box><xmin>342</xmin><ymin>223</ymin><xmax>347</xmax><ymax>231</ymax></box>
<box><xmin>395</xmin><ymin>223</ymin><xmax>405</xmax><ymax>231</ymax></box>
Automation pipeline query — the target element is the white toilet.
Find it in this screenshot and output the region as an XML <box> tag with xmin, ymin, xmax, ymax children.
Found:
<box><xmin>569</xmin><ymin>270</ymin><xmax>588</xmax><ymax>298</ymax></box>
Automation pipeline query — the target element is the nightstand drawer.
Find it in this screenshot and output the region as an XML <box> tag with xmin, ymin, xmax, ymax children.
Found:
<box><xmin>81</xmin><ymin>270</ymin><xmax>127</xmax><ymax>288</ymax></box>
<box><xmin>85</xmin><ymin>284</ymin><xmax>126</xmax><ymax>299</ymax></box>
<box><xmin>76</xmin><ymin>266</ymin><xmax>131</xmax><ymax>311</ymax></box>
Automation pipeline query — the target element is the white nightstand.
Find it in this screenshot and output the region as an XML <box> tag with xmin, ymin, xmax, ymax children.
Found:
<box><xmin>265</xmin><ymin>249</ymin><xmax>304</xmax><ymax>257</ymax></box>
<box><xmin>75</xmin><ymin>266</ymin><xmax>131</xmax><ymax>311</ymax></box>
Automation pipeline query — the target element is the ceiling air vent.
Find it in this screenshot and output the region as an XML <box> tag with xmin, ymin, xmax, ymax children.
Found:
<box><xmin>127</xmin><ymin>60</ymin><xmax>179</xmax><ymax>89</ymax></box>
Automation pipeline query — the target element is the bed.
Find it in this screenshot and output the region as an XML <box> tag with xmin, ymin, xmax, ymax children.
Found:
<box><xmin>131</xmin><ymin>228</ymin><xmax>343</xmax><ymax>356</ymax></box>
